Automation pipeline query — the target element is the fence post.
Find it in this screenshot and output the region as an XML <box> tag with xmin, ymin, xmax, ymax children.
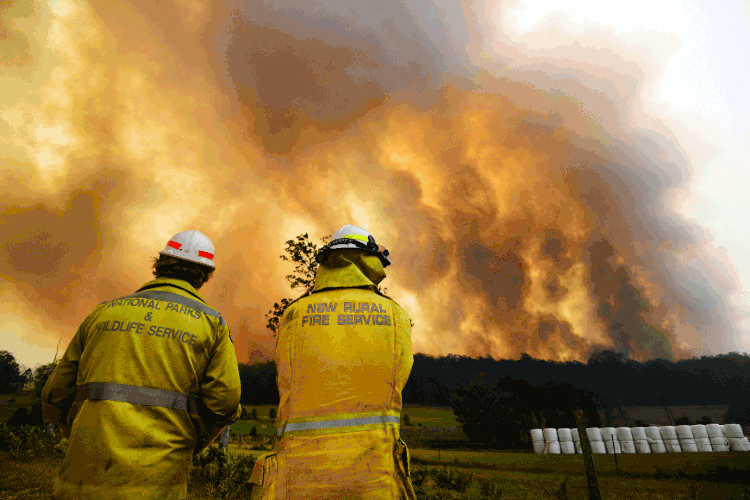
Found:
<box><xmin>574</xmin><ymin>410</ymin><xmax>602</xmax><ymax>500</ymax></box>
<box><xmin>612</xmin><ymin>435</ymin><xmax>619</xmax><ymax>475</ymax></box>
<box><xmin>221</xmin><ymin>426</ymin><xmax>230</xmax><ymax>451</ymax></box>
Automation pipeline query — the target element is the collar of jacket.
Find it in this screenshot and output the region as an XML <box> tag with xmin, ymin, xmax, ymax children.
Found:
<box><xmin>312</xmin><ymin>249</ymin><xmax>386</xmax><ymax>292</ymax></box>
<box><xmin>136</xmin><ymin>277</ymin><xmax>207</xmax><ymax>303</ymax></box>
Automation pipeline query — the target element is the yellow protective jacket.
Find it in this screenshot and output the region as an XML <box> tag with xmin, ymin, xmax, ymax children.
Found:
<box><xmin>41</xmin><ymin>277</ymin><xmax>242</xmax><ymax>500</ymax></box>
<box><xmin>248</xmin><ymin>250</ymin><xmax>416</xmax><ymax>500</ymax></box>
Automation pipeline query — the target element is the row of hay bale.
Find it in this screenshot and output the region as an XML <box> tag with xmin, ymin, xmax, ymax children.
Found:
<box><xmin>531</xmin><ymin>424</ymin><xmax>750</xmax><ymax>454</ymax></box>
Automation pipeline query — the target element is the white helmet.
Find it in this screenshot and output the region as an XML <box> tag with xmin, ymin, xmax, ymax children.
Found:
<box><xmin>159</xmin><ymin>230</ymin><xmax>216</xmax><ymax>268</ymax></box>
<box><xmin>316</xmin><ymin>224</ymin><xmax>392</xmax><ymax>267</ymax></box>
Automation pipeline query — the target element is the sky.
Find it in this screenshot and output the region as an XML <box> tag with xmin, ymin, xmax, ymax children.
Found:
<box><xmin>1</xmin><ymin>0</ymin><xmax>749</xmax><ymax>371</ymax></box>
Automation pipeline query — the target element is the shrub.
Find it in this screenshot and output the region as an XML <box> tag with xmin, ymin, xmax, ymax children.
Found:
<box><xmin>546</xmin><ymin>472</ymin><xmax>569</xmax><ymax>500</ymax></box>
<box><xmin>674</xmin><ymin>416</ymin><xmax>692</xmax><ymax>426</ymax></box>
<box><xmin>0</xmin><ymin>422</ymin><xmax>60</xmax><ymax>460</ymax></box>
<box><xmin>53</xmin><ymin>437</ymin><xmax>69</xmax><ymax>456</ymax></box>
<box><xmin>6</xmin><ymin>401</ymin><xmax>44</xmax><ymax>428</ymax></box>
<box><xmin>403</xmin><ymin>413</ymin><xmax>412</xmax><ymax>426</ymax></box>
<box><xmin>410</xmin><ymin>468</ymin><xmax>430</xmax><ymax>488</ymax></box>
<box><xmin>269</xmin><ymin>408</ymin><xmax>277</xmax><ymax>421</ymax></box>
<box><xmin>250</xmin><ymin>408</ymin><xmax>258</xmax><ymax>421</ymax></box>
<box><xmin>479</xmin><ymin>479</ymin><xmax>504</xmax><ymax>499</ymax></box>
<box><xmin>0</xmin><ymin>351</ymin><xmax>21</xmax><ymax>394</ymax></box>
<box><xmin>430</xmin><ymin>466</ymin><xmax>474</xmax><ymax>493</ymax></box>
<box><xmin>700</xmin><ymin>415</ymin><xmax>713</xmax><ymax>425</ymax></box>
<box><xmin>190</xmin><ymin>443</ymin><xmax>256</xmax><ymax>499</ymax></box>
<box><xmin>249</xmin><ymin>426</ymin><xmax>258</xmax><ymax>438</ymax></box>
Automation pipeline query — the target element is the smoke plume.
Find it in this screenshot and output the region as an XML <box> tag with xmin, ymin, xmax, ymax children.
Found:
<box><xmin>0</xmin><ymin>0</ymin><xmax>744</xmax><ymax>367</ymax></box>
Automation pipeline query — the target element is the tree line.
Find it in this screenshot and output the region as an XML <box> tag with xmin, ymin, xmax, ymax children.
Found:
<box><xmin>4</xmin><ymin>348</ymin><xmax>749</xmax><ymax>448</ymax></box>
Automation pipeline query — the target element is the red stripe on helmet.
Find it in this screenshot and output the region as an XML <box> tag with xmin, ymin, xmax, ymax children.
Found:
<box><xmin>167</xmin><ymin>240</ymin><xmax>181</xmax><ymax>250</ymax></box>
<box><xmin>198</xmin><ymin>250</ymin><xmax>214</xmax><ymax>260</ymax></box>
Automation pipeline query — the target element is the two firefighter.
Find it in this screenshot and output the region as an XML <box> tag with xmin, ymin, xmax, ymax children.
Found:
<box><xmin>42</xmin><ymin>225</ymin><xmax>416</xmax><ymax>500</ymax></box>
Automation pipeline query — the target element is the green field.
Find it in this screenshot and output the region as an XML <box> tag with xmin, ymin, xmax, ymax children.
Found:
<box><xmin>401</xmin><ymin>405</ymin><xmax>460</xmax><ymax>428</ymax></box>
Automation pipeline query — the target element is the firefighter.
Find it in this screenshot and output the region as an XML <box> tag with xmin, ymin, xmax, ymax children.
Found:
<box><xmin>41</xmin><ymin>230</ymin><xmax>242</xmax><ymax>500</ymax></box>
<box><xmin>247</xmin><ymin>224</ymin><xmax>416</xmax><ymax>500</ymax></box>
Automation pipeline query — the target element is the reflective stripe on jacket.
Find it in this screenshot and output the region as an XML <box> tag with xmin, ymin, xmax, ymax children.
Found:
<box><xmin>248</xmin><ymin>250</ymin><xmax>416</xmax><ymax>500</ymax></box>
<box><xmin>41</xmin><ymin>277</ymin><xmax>242</xmax><ymax>500</ymax></box>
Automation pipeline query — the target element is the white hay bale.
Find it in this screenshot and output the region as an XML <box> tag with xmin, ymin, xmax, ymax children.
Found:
<box><xmin>676</xmin><ymin>425</ymin><xmax>697</xmax><ymax>451</ymax></box>
<box><xmin>531</xmin><ymin>429</ymin><xmax>544</xmax><ymax>442</ymax></box>
<box><xmin>586</xmin><ymin>428</ymin><xmax>603</xmax><ymax>442</ymax></box>
<box><xmin>659</xmin><ymin>426</ymin><xmax>678</xmax><ymax>441</ymax></box>
<box><xmin>616</xmin><ymin>426</ymin><xmax>635</xmax><ymax>452</ymax></box>
<box><xmin>676</xmin><ymin>425</ymin><xmax>694</xmax><ymax>440</ymax></box>
<box><xmin>590</xmin><ymin>441</ymin><xmax>607</xmax><ymax>454</ymax></box>
<box><xmin>724</xmin><ymin>424</ymin><xmax>744</xmax><ymax>439</ymax></box>
<box><xmin>621</xmin><ymin>441</ymin><xmax>636</xmax><ymax>454</ymax></box>
<box><xmin>560</xmin><ymin>441</ymin><xmax>576</xmax><ymax>454</ymax></box>
<box><xmin>680</xmin><ymin>439</ymin><xmax>699</xmax><ymax>452</ymax></box>
<box><xmin>544</xmin><ymin>428</ymin><xmax>559</xmax><ymax>442</ymax></box>
<box><xmin>728</xmin><ymin>437</ymin><xmax>749</xmax><ymax>452</ymax></box>
<box><xmin>533</xmin><ymin>441</ymin><xmax>547</xmax><ymax>454</ymax></box>
<box><xmin>635</xmin><ymin>440</ymin><xmax>651</xmax><ymax>453</ymax></box>
<box><xmin>645</xmin><ymin>426</ymin><xmax>666</xmax><ymax>453</ymax></box>
<box><xmin>650</xmin><ymin>441</ymin><xmax>667</xmax><ymax>453</ymax></box>
<box><xmin>706</xmin><ymin>424</ymin><xmax>723</xmax><ymax>439</ymax></box>
<box><xmin>604</xmin><ymin>439</ymin><xmax>622</xmax><ymax>454</ymax></box>
<box><xmin>600</xmin><ymin>427</ymin><xmax>616</xmax><ymax>442</ymax></box>
<box><xmin>574</xmin><ymin>441</ymin><xmax>583</xmax><ymax>454</ymax></box>
<box><xmin>570</xmin><ymin>428</ymin><xmax>580</xmax><ymax>442</ymax></box>
<box><xmin>631</xmin><ymin>427</ymin><xmax>647</xmax><ymax>441</ymax></box>
<box><xmin>664</xmin><ymin>439</ymin><xmax>682</xmax><ymax>453</ymax></box>
<box><xmin>739</xmin><ymin>437</ymin><xmax>750</xmax><ymax>452</ymax></box>
<box><xmin>690</xmin><ymin>424</ymin><xmax>708</xmax><ymax>439</ymax></box>
<box><xmin>616</xmin><ymin>427</ymin><xmax>634</xmax><ymax>442</ymax></box>
<box><xmin>547</xmin><ymin>441</ymin><xmax>561</xmax><ymax>454</ymax></box>
<box><xmin>557</xmin><ymin>428</ymin><xmax>573</xmax><ymax>442</ymax></box>
<box><xmin>645</xmin><ymin>426</ymin><xmax>662</xmax><ymax>441</ymax></box>
<box><xmin>695</xmin><ymin>437</ymin><xmax>713</xmax><ymax>452</ymax></box>
<box><xmin>710</xmin><ymin>437</ymin><xmax>729</xmax><ymax>452</ymax></box>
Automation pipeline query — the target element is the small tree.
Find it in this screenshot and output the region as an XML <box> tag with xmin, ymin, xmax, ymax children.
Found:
<box><xmin>265</xmin><ymin>233</ymin><xmax>406</xmax><ymax>337</ymax></box>
<box><xmin>249</xmin><ymin>426</ymin><xmax>258</xmax><ymax>438</ymax></box>
<box><xmin>33</xmin><ymin>362</ymin><xmax>58</xmax><ymax>396</ymax></box>
<box><xmin>674</xmin><ymin>415</ymin><xmax>692</xmax><ymax>426</ymax></box>
<box><xmin>265</xmin><ymin>234</ymin><xmax>329</xmax><ymax>336</ymax></box>
<box><xmin>403</xmin><ymin>413</ymin><xmax>412</xmax><ymax>426</ymax></box>
<box><xmin>269</xmin><ymin>408</ymin><xmax>278</xmax><ymax>421</ymax></box>
<box><xmin>19</xmin><ymin>368</ymin><xmax>33</xmax><ymax>391</ymax></box>
<box><xmin>0</xmin><ymin>351</ymin><xmax>21</xmax><ymax>394</ymax></box>
<box><xmin>250</xmin><ymin>408</ymin><xmax>258</xmax><ymax>421</ymax></box>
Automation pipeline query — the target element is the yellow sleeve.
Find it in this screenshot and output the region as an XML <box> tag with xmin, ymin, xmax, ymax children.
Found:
<box><xmin>41</xmin><ymin>308</ymin><xmax>98</xmax><ymax>429</ymax></box>
<box><xmin>199</xmin><ymin>321</ymin><xmax>242</xmax><ymax>429</ymax></box>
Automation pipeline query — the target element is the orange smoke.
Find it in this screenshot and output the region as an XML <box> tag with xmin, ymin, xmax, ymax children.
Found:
<box><xmin>0</xmin><ymin>0</ymin><xmax>743</xmax><ymax>368</ymax></box>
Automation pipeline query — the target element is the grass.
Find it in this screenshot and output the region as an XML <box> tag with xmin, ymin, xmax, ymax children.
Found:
<box><xmin>409</xmin><ymin>448</ymin><xmax>750</xmax><ymax>478</ymax></box>
<box><xmin>3</xmin><ymin>436</ymin><xmax>750</xmax><ymax>500</ymax></box>
<box><xmin>402</xmin><ymin>405</ymin><xmax>460</xmax><ymax>428</ymax></box>
<box><xmin>413</xmin><ymin>466</ymin><xmax>750</xmax><ymax>499</ymax></box>
<box><xmin>0</xmin><ymin>454</ymin><xmax>63</xmax><ymax>500</ymax></box>
<box><xmin>0</xmin><ymin>391</ymin><xmax>39</xmax><ymax>423</ymax></box>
